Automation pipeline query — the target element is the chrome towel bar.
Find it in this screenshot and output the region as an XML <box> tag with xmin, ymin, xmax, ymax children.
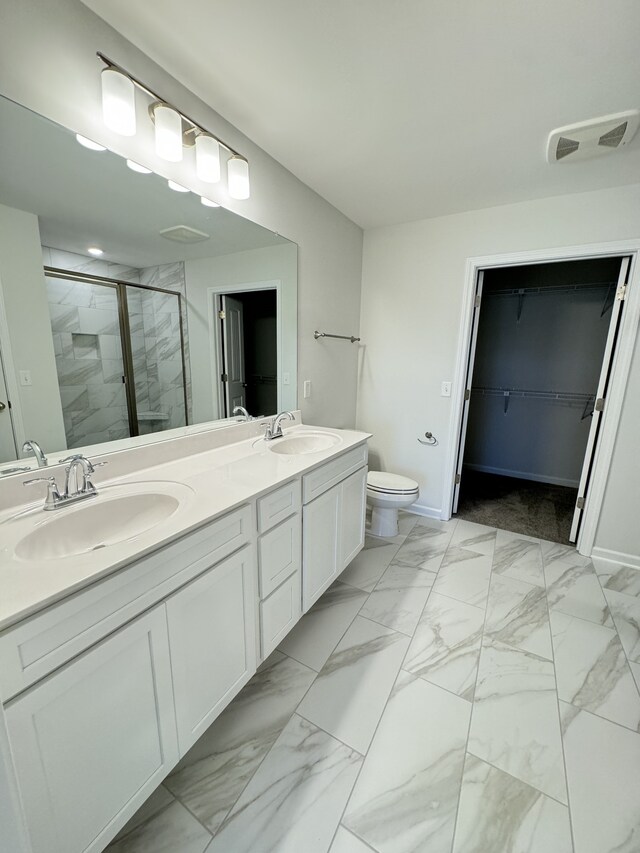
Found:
<box><xmin>314</xmin><ymin>330</ymin><xmax>361</xmax><ymax>343</ymax></box>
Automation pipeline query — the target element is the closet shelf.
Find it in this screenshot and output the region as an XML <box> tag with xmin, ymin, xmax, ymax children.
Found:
<box><xmin>485</xmin><ymin>281</ymin><xmax>615</xmax><ymax>298</ymax></box>
<box><xmin>471</xmin><ymin>387</ymin><xmax>595</xmax><ymax>416</ymax></box>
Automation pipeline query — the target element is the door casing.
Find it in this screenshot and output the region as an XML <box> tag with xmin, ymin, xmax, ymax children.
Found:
<box><xmin>444</xmin><ymin>240</ymin><xmax>640</xmax><ymax>557</ymax></box>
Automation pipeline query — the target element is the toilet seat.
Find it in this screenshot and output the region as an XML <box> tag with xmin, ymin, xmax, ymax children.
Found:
<box><xmin>367</xmin><ymin>471</ymin><xmax>419</xmax><ymax>495</ymax></box>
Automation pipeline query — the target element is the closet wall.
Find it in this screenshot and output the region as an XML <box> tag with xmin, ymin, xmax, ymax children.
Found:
<box><xmin>464</xmin><ymin>258</ymin><xmax>621</xmax><ymax>487</ymax></box>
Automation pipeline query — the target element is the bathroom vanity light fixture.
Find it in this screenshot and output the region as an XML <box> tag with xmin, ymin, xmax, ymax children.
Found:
<box><xmin>101</xmin><ymin>67</ymin><xmax>136</xmax><ymax>136</ymax></box>
<box><xmin>126</xmin><ymin>159</ymin><xmax>152</xmax><ymax>174</ymax></box>
<box><xmin>167</xmin><ymin>180</ymin><xmax>189</xmax><ymax>193</ymax></box>
<box><xmin>201</xmin><ymin>197</ymin><xmax>220</xmax><ymax>207</ymax></box>
<box><xmin>97</xmin><ymin>52</ymin><xmax>250</xmax><ymax>199</ymax></box>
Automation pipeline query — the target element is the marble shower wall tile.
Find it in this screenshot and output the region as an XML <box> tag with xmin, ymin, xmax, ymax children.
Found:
<box><xmin>550</xmin><ymin>610</ymin><xmax>640</xmax><ymax>731</ymax></box>
<box><xmin>492</xmin><ymin>533</ymin><xmax>544</xmax><ymax>587</ymax></box>
<box><xmin>432</xmin><ymin>546</ymin><xmax>493</xmax><ymax>608</ymax></box>
<box><xmin>449</xmin><ymin>520</ymin><xmax>497</xmax><ymax>556</ymax></box>
<box><xmin>452</xmin><ymin>754</ymin><xmax>572</xmax><ymax>853</ymax></box>
<box><xmin>603</xmin><ymin>588</ymin><xmax>640</xmax><ymax>662</ymax></box>
<box><xmin>297</xmin><ymin>616</ymin><xmax>410</xmax><ymax>754</ymax></box>
<box><xmin>207</xmin><ymin>714</ymin><xmax>362</xmax><ymax>853</ymax></box>
<box><xmin>403</xmin><ymin>592</ymin><xmax>485</xmax><ymax>701</ymax></box>
<box><xmin>468</xmin><ymin>638</ymin><xmax>567</xmax><ymax>804</ymax></box>
<box><xmin>544</xmin><ymin>557</ymin><xmax>612</xmax><ymax>626</ymax></box>
<box><xmin>343</xmin><ymin>671</ymin><xmax>471</xmax><ymax>853</ymax></box>
<box><xmin>278</xmin><ymin>581</ymin><xmax>368</xmax><ymax>671</ymax></box>
<box><xmin>359</xmin><ymin>560</ymin><xmax>436</xmax><ymax>635</ymax></box>
<box><xmin>165</xmin><ymin>651</ymin><xmax>316</xmax><ymax>834</ymax></box>
<box><xmin>484</xmin><ymin>573</ymin><xmax>553</xmax><ymax>659</ymax></box>
<box><xmin>561</xmin><ymin>702</ymin><xmax>640</xmax><ymax>853</ymax></box>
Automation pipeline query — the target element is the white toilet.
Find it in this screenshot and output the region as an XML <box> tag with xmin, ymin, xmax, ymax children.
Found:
<box><xmin>366</xmin><ymin>471</ymin><xmax>419</xmax><ymax>538</ymax></box>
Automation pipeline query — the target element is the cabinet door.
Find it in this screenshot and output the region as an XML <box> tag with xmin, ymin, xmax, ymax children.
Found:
<box><xmin>166</xmin><ymin>545</ymin><xmax>257</xmax><ymax>754</ymax></box>
<box><xmin>5</xmin><ymin>606</ymin><xmax>178</xmax><ymax>853</ymax></box>
<box><xmin>302</xmin><ymin>485</ymin><xmax>340</xmax><ymax>611</ymax></box>
<box><xmin>339</xmin><ymin>467</ymin><xmax>367</xmax><ymax>569</ymax></box>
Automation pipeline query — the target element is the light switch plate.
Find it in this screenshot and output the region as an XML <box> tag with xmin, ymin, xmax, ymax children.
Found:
<box><xmin>441</xmin><ymin>381</ymin><xmax>452</xmax><ymax>397</ymax></box>
<box><xmin>19</xmin><ymin>370</ymin><xmax>32</xmax><ymax>387</ymax></box>
<box><xmin>282</xmin><ymin>372</ymin><xmax>290</xmax><ymax>386</ymax></box>
<box><xmin>303</xmin><ymin>380</ymin><xmax>311</xmax><ymax>399</ymax></box>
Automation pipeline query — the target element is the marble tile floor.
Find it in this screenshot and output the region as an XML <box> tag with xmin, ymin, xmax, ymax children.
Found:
<box><xmin>107</xmin><ymin>514</ymin><xmax>640</xmax><ymax>853</ymax></box>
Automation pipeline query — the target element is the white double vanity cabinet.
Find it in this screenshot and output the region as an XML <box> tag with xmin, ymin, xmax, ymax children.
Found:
<box><xmin>0</xmin><ymin>424</ymin><xmax>369</xmax><ymax>853</ymax></box>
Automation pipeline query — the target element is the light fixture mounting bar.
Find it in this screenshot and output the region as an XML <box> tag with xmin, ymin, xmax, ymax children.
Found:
<box><xmin>96</xmin><ymin>51</ymin><xmax>245</xmax><ymax>160</ymax></box>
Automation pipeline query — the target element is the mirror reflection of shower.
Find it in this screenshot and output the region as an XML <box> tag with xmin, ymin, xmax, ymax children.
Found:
<box><xmin>44</xmin><ymin>257</ymin><xmax>188</xmax><ymax>449</ymax></box>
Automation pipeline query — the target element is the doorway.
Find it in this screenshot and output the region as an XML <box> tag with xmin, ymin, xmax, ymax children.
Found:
<box><xmin>451</xmin><ymin>254</ymin><xmax>631</xmax><ymax>545</ymax></box>
<box><xmin>215</xmin><ymin>286</ymin><xmax>279</xmax><ymax>418</ymax></box>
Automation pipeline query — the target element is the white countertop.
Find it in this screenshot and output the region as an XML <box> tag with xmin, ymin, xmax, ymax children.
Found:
<box><xmin>0</xmin><ymin>425</ymin><xmax>370</xmax><ymax>631</ymax></box>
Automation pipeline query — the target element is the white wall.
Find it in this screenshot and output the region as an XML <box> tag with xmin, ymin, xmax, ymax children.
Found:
<box><xmin>0</xmin><ymin>203</ymin><xmax>66</xmax><ymax>453</ymax></box>
<box><xmin>0</xmin><ymin>0</ymin><xmax>363</xmax><ymax>429</ymax></box>
<box><xmin>184</xmin><ymin>243</ymin><xmax>297</xmax><ymax>422</ymax></box>
<box><xmin>356</xmin><ymin>183</ymin><xmax>640</xmax><ymax>558</ymax></box>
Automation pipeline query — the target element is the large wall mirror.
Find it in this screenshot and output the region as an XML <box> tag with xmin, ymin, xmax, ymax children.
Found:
<box><xmin>0</xmin><ymin>94</ymin><xmax>297</xmax><ymax>475</ymax></box>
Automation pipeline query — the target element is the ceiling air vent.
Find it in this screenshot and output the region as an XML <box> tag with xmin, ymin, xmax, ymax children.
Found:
<box><xmin>159</xmin><ymin>225</ymin><xmax>210</xmax><ymax>243</ymax></box>
<box><xmin>546</xmin><ymin>110</ymin><xmax>640</xmax><ymax>164</ymax></box>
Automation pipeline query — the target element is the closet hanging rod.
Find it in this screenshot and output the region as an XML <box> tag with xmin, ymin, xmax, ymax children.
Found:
<box><xmin>314</xmin><ymin>330</ymin><xmax>361</xmax><ymax>343</ymax></box>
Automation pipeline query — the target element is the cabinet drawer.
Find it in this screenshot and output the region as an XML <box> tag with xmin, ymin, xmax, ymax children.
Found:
<box><xmin>260</xmin><ymin>572</ymin><xmax>302</xmax><ymax>658</ymax></box>
<box><xmin>257</xmin><ymin>479</ymin><xmax>301</xmax><ymax>533</ymax></box>
<box><xmin>0</xmin><ymin>505</ymin><xmax>252</xmax><ymax>700</ymax></box>
<box><xmin>258</xmin><ymin>514</ymin><xmax>301</xmax><ymax>598</ymax></box>
<box><xmin>302</xmin><ymin>444</ymin><xmax>368</xmax><ymax>503</ymax></box>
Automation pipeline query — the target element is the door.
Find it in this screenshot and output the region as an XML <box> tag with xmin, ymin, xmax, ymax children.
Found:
<box><xmin>220</xmin><ymin>294</ymin><xmax>246</xmax><ymax>415</ymax></box>
<box><xmin>569</xmin><ymin>256</ymin><xmax>630</xmax><ymax>542</ymax></box>
<box><xmin>339</xmin><ymin>467</ymin><xmax>367</xmax><ymax>567</ymax></box>
<box><xmin>166</xmin><ymin>546</ymin><xmax>256</xmax><ymax>754</ymax></box>
<box><xmin>5</xmin><ymin>606</ymin><xmax>178</xmax><ymax>853</ymax></box>
<box><xmin>452</xmin><ymin>271</ymin><xmax>484</xmax><ymax>513</ymax></box>
<box><xmin>302</xmin><ymin>485</ymin><xmax>341</xmax><ymax>611</ymax></box>
<box><xmin>0</xmin><ymin>337</ymin><xmax>17</xmax><ymax>464</ymax></box>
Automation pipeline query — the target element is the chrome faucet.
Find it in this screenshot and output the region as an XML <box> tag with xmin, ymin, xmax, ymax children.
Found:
<box><xmin>24</xmin><ymin>454</ymin><xmax>106</xmax><ymax>510</ymax></box>
<box><xmin>264</xmin><ymin>411</ymin><xmax>294</xmax><ymax>441</ymax></box>
<box><xmin>22</xmin><ymin>439</ymin><xmax>48</xmax><ymax>467</ymax></box>
<box><xmin>233</xmin><ymin>405</ymin><xmax>252</xmax><ymax>421</ymax></box>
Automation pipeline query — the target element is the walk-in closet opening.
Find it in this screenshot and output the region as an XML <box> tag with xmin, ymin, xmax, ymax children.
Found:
<box><xmin>452</xmin><ymin>255</ymin><xmax>630</xmax><ymax>544</ymax></box>
<box><xmin>216</xmin><ymin>289</ymin><xmax>278</xmax><ymax>417</ymax></box>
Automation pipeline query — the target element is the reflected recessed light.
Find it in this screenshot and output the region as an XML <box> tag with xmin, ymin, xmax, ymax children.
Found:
<box><xmin>87</xmin><ymin>247</ymin><xmax>104</xmax><ymax>256</ymax></box>
<box><xmin>76</xmin><ymin>134</ymin><xmax>107</xmax><ymax>151</ymax></box>
<box><xmin>167</xmin><ymin>180</ymin><xmax>189</xmax><ymax>193</ymax></box>
<box><xmin>126</xmin><ymin>159</ymin><xmax>152</xmax><ymax>174</ymax></box>
<box><xmin>200</xmin><ymin>197</ymin><xmax>220</xmax><ymax>208</ymax></box>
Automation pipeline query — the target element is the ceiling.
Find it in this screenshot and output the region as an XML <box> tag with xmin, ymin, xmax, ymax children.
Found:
<box><xmin>80</xmin><ymin>0</ymin><xmax>640</xmax><ymax>229</ymax></box>
<box><xmin>0</xmin><ymin>94</ymin><xmax>289</xmax><ymax>268</ymax></box>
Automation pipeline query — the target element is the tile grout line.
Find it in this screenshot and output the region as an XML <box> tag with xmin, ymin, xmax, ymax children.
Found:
<box><xmin>593</xmin><ymin>564</ymin><xmax>640</xmax><ymax>695</ymax></box>
<box><xmin>540</xmin><ymin>540</ymin><xmax>577</xmax><ymax>853</ymax></box>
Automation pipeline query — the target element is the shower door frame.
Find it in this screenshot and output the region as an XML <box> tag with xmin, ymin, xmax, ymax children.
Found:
<box><xmin>443</xmin><ymin>239</ymin><xmax>640</xmax><ymax>558</ymax></box>
<box><xmin>45</xmin><ymin>267</ymin><xmax>189</xmax><ymax>438</ymax></box>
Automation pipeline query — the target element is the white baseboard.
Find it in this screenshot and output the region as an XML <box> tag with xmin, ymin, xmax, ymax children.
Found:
<box><xmin>590</xmin><ymin>546</ymin><xmax>640</xmax><ymax>571</ymax></box>
<box><xmin>406</xmin><ymin>503</ymin><xmax>442</xmax><ymax>521</ymax></box>
<box><xmin>464</xmin><ymin>463</ymin><xmax>579</xmax><ymax>489</ymax></box>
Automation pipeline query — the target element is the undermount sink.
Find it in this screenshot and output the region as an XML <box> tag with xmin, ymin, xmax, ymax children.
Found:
<box><xmin>15</xmin><ymin>483</ymin><xmax>190</xmax><ymax>561</ymax></box>
<box><xmin>266</xmin><ymin>431</ymin><xmax>341</xmax><ymax>455</ymax></box>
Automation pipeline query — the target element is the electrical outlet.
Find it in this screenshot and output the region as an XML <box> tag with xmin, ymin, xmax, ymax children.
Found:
<box><xmin>19</xmin><ymin>370</ymin><xmax>32</xmax><ymax>387</ymax></box>
<box><xmin>303</xmin><ymin>380</ymin><xmax>311</xmax><ymax>399</ymax></box>
<box><xmin>282</xmin><ymin>372</ymin><xmax>290</xmax><ymax>386</ymax></box>
<box><xmin>441</xmin><ymin>381</ymin><xmax>452</xmax><ymax>397</ymax></box>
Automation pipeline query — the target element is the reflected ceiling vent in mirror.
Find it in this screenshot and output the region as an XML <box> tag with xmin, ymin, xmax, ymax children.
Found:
<box><xmin>159</xmin><ymin>225</ymin><xmax>210</xmax><ymax>243</ymax></box>
<box><xmin>546</xmin><ymin>110</ymin><xmax>640</xmax><ymax>163</ymax></box>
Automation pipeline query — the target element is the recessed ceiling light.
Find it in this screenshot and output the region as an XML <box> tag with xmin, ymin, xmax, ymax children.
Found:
<box><xmin>126</xmin><ymin>159</ymin><xmax>152</xmax><ymax>174</ymax></box>
<box><xmin>75</xmin><ymin>134</ymin><xmax>106</xmax><ymax>151</ymax></box>
<box><xmin>167</xmin><ymin>179</ymin><xmax>189</xmax><ymax>193</ymax></box>
<box><xmin>201</xmin><ymin>197</ymin><xmax>220</xmax><ymax>208</ymax></box>
<box><xmin>87</xmin><ymin>247</ymin><xmax>104</xmax><ymax>256</ymax></box>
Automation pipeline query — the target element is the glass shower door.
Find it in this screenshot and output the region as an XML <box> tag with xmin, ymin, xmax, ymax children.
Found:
<box><xmin>45</xmin><ymin>274</ymin><xmax>131</xmax><ymax>449</ymax></box>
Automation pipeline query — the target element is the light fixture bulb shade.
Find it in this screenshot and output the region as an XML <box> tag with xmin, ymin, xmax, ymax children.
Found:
<box><xmin>101</xmin><ymin>68</ymin><xmax>136</xmax><ymax>136</ymax></box>
<box><xmin>154</xmin><ymin>104</ymin><xmax>183</xmax><ymax>162</ymax></box>
<box><xmin>167</xmin><ymin>180</ymin><xmax>189</xmax><ymax>193</ymax></box>
<box><xmin>195</xmin><ymin>134</ymin><xmax>221</xmax><ymax>183</ymax></box>
<box><xmin>227</xmin><ymin>156</ymin><xmax>250</xmax><ymax>200</ymax></box>
<box><xmin>201</xmin><ymin>196</ymin><xmax>220</xmax><ymax>207</ymax></box>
